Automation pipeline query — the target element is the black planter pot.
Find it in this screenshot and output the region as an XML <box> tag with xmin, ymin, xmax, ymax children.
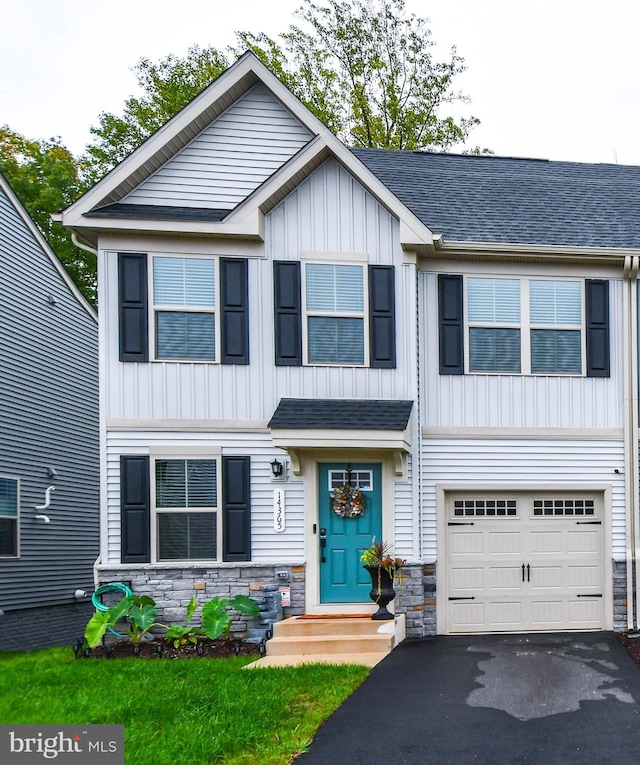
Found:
<box><xmin>364</xmin><ymin>565</ymin><xmax>396</xmax><ymax>620</ymax></box>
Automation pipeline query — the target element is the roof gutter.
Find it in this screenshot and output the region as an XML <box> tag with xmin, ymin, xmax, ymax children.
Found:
<box><xmin>432</xmin><ymin>238</ymin><xmax>640</xmax><ymax>263</ymax></box>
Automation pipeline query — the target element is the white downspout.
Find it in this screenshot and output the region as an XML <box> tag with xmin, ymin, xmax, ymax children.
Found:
<box><xmin>631</xmin><ymin>256</ymin><xmax>640</xmax><ymax>632</ymax></box>
<box><xmin>623</xmin><ymin>255</ymin><xmax>639</xmax><ymax>632</ymax></box>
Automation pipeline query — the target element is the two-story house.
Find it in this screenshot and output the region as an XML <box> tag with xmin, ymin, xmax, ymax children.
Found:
<box><xmin>59</xmin><ymin>52</ymin><xmax>640</xmax><ymax>638</ymax></box>
<box><xmin>0</xmin><ymin>172</ymin><xmax>99</xmax><ymax>650</ymax></box>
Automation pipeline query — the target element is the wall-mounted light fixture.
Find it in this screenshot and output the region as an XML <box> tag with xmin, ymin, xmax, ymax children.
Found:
<box><xmin>270</xmin><ymin>459</ymin><xmax>284</xmax><ymax>478</ymax></box>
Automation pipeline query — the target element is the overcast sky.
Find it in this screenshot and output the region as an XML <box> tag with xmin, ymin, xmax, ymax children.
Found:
<box><xmin>2</xmin><ymin>0</ymin><xmax>639</xmax><ymax>165</ymax></box>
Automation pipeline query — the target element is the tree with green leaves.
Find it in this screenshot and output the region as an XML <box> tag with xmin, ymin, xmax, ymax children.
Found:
<box><xmin>84</xmin><ymin>46</ymin><xmax>230</xmax><ymax>184</ymax></box>
<box><xmin>238</xmin><ymin>0</ymin><xmax>480</xmax><ymax>150</ymax></box>
<box><xmin>0</xmin><ymin>127</ymin><xmax>96</xmax><ymax>306</ymax></box>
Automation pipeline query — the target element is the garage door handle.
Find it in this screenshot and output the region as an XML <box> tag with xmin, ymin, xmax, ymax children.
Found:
<box><xmin>448</xmin><ymin>596</ymin><xmax>476</xmax><ymax>601</ymax></box>
<box><xmin>522</xmin><ymin>564</ymin><xmax>525</xmax><ymax>582</ymax></box>
<box><xmin>577</xmin><ymin>593</ymin><xmax>603</xmax><ymax>598</ymax></box>
<box><xmin>448</xmin><ymin>522</ymin><xmax>475</xmax><ymax>526</ymax></box>
<box><xmin>522</xmin><ymin>564</ymin><xmax>531</xmax><ymax>582</ymax></box>
<box><xmin>576</xmin><ymin>521</ymin><xmax>601</xmax><ymax>525</ymax></box>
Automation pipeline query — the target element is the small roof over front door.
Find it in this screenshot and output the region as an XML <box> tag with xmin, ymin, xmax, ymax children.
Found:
<box><xmin>268</xmin><ymin>398</ymin><xmax>413</xmax><ymax>475</ymax></box>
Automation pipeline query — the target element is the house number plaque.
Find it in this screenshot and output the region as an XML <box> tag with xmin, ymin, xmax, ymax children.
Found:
<box><xmin>273</xmin><ymin>489</ymin><xmax>286</xmax><ymax>533</ymax></box>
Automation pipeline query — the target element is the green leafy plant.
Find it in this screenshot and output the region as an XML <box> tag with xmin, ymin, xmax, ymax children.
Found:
<box><xmin>84</xmin><ymin>595</ymin><xmax>167</xmax><ymax>648</ymax></box>
<box><xmin>360</xmin><ymin>539</ymin><xmax>405</xmax><ymax>574</ymax></box>
<box><xmin>201</xmin><ymin>595</ymin><xmax>261</xmax><ymax>641</ymax></box>
<box><xmin>164</xmin><ymin>596</ymin><xmax>206</xmax><ymax>648</ymax></box>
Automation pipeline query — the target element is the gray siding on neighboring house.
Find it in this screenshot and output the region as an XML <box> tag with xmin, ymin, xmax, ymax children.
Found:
<box><xmin>0</xmin><ymin>178</ymin><xmax>99</xmax><ymax>648</ymax></box>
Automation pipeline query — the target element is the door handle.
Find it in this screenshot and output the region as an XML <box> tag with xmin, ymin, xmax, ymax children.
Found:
<box><xmin>522</xmin><ymin>564</ymin><xmax>525</xmax><ymax>582</ymax></box>
<box><xmin>319</xmin><ymin>527</ymin><xmax>327</xmax><ymax>563</ymax></box>
<box><xmin>527</xmin><ymin>564</ymin><xmax>530</xmax><ymax>582</ymax></box>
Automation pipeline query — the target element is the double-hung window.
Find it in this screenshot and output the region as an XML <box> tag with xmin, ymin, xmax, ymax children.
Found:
<box><xmin>153</xmin><ymin>256</ymin><xmax>217</xmax><ymax>360</ymax></box>
<box><xmin>0</xmin><ymin>476</ymin><xmax>18</xmax><ymax>557</ymax></box>
<box><xmin>467</xmin><ymin>277</ymin><xmax>583</xmax><ymax>375</ymax></box>
<box><xmin>154</xmin><ymin>458</ymin><xmax>218</xmax><ymax>561</ymax></box>
<box><xmin>304</xmin><ymin>263</ymin><xmax>366</xmax><ymax>365</ymax></box>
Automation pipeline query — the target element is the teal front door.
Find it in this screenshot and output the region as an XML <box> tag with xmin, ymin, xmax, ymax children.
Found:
<box><xmin>318</xmin><ymin>463</ymin><xmax>383</xmax><ymax>603</ymax></box>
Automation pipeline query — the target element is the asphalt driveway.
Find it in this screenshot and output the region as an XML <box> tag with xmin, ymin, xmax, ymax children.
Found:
<box><xmin>295</xmin><ymin>632</ymin><xmax>640</xmax><ymax>764</ymax></box>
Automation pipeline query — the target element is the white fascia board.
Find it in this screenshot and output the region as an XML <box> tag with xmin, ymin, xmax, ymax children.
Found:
<box><xmin>0</xmin><ymin>174</ymin><xmax>97</xmax><ymax>321</ymax></box>
<box><xmin>433</xmin><ymin>239</ymin><xmax>640</xmax><ymax>263</ymax></box>
<box><xmin>271</xmin><ymin>428</ymin><xmax>411</xmax><ymax>452</ymax></box>
<box><xmin>70</xmin><ymin>207</ymin><xmax>264</xmax><ymax>241</ymax></box>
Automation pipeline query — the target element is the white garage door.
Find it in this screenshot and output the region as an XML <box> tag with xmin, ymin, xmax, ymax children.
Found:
<box><xmin>446</xmin><ymin>492</ymin><xmax>604</xmax><ymax>634</ymax></box>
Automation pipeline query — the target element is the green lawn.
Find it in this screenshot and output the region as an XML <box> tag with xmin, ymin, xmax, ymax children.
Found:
<box><xmin>0</xmin><ymin>647</ymin><xmax>369</xmax><ymax>764</ymax></box>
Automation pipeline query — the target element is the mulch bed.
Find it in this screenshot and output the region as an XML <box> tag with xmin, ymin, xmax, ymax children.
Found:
<box><xmin>78</xmin><ymin>637</ymin><xmax>262</xmax><ymax>660</ymax></box>
<box><xmin>618</xmin><ymin>632</ymin><xmax>640</xmax><ymax>666</ymax></box>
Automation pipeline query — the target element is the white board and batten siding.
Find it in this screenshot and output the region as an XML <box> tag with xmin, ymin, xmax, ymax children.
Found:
<box><xmin>105</xmin><ymin>430</ymin><xmax>305</xmax><ymax>565</ymax></box>
<box><xmin>102</xmin><ymin>158</ymin><xmax>418</xmax><ymax>422</ymax></box>
<box><xmin>420</xmin><ymin>270</ymin><xmax>624</xmax><ymax>430</ymax></box>
<box><xmin>124</xmin><ymin>84</ymin><xmax>313</xmax><ymax>210</ymax></box>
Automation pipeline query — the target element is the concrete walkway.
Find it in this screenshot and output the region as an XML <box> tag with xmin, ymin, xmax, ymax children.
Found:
<box><xmin>295</xmin><ymin>632</ymin><xmax>640</xmax><ymax>764</ymax></box>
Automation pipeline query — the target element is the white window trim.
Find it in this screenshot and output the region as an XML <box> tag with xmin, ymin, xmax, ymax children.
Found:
<box><xmin>301</xmin><ymin>259</ymin><xmax>370</xmax><ymax>367</ymax></box>
<box><xmin>465</xmin><ymin>276</ymin><xmax>586</xmax><ymax>376</ymax></box>
<box><xmin>150</xmin><ymin>254</ymin><xmax>220</xmax><ymax>363</ymax></box>
<box><xmin>150</xmin><ymin>455</ymin><xmax>222</xmax><ymax>564</ymax></box>
<box><xmin>0</xmin><ymin>474</ymin><xmax>19</xmax><ymax>559</ymax></box>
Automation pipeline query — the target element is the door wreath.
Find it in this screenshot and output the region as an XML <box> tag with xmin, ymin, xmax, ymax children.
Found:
<box><xmin>330</xmin><ymin>485</ymin><xmax>366</xmax><ymax>518</ymax></box>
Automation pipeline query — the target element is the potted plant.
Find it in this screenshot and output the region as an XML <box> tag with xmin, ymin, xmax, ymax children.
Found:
<box><xmin>360</xmin><ymin>539</ymin><xmax>406</xmax><ymax>620</ymax></box>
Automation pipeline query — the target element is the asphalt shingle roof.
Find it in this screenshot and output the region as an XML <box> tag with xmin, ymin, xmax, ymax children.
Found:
<box><xmin>268</xmin><ymin>399</ymin><xmax>413</xmax><ymax>430</ymax></box>
<box><xmin>88</xmin><ymin>203</ymin><xmax>230</xmax><ymax>222</ymax></box>
<box><xmin>352</xmin><ymin>149</ymin><xmax>640</xmax><ymax>249</ymax></box>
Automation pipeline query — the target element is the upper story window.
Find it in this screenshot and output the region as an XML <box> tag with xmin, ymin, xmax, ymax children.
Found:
<box><xmin>304</xmin><ymin>263</ymin><xmax>366</xmax><ymax>365</ymax></box>
<box><xmin>0</xmin><ymin>476</ymin><xmax>18</xmax><ymax>557</ymax></box>
<box><xmin>154</xmin><ymin>458</ymin><xmax>218</xmax><ymax>561</ymax></box>
<box><xmin>153</xmin><ymin>257</ymin><xmax>217</xmax><ymax>361</ymax></box>
<box><xmin>467</xmin><ymin>277</ymin><xmax>583</xmax><ymax>375</ymax></box>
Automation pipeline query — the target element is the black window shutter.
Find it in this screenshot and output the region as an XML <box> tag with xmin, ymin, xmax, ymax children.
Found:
<box><xmin>438</xmin><ymin>274</ymin><xmax>464</xmax><ymax>374</ymax></box>
<box><xmin>586</xmin><ymin>279</ymin><xmax>610</xmax><ymax>377</ymax></box>
<box><xmin>120</xmin><ymin>456</ymin><xmax>150</xmax><ymax>563</ymax></box>
<box><xmin>222</xmin><ymin>456</ymin><xmax>251</xmax><ymax>562</ymax></box>
<box><xmin>369</xmin><ymin>265</ymin><xmax>396</xmax><ymax>368</ymax></box>
<box><xmin>118</xmin><ymin>253</ymin><xmax>149</xmax><ymax>362</ymax></box>
<box><xmin>220</xmin><ymin>258</ymin><xmax>249</xmax><ymax>364</ymax></box>
<box><xmin>273</xmin><ymin>261</ymin><xmax>302</xmax><ymax>366</ymax></box>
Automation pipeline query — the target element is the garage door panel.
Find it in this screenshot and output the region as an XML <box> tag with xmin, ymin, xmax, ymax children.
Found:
<box><xmin>567</xmin><ymin>564</ymin><xmax>601</xmax><ymax>588</ymax></box>
<box><xmin>446</xmin><ymin>492</ymin><xmax>604</xmax><ymax>634</ymax></box>
<box><xmin>488</xmin><ymin>531</ymin><xmax>521</xmax><ymax>554</ymax></box>
<box><xmin>567</xmin><ymin>530</ymin><xmax>600</xmax><ymax>554</ymax></box>
<box><xmin>530</xmin><ymin>531</ymin><xmax>562</xmax><ymax>554</ymax></box>
<box><xmin>568</xmin><ymin>598</ymin><xmax>602</xmax><ymax>625</ymax></box>
<box><xmin>488</xmin><ymin>566</ymin><xmax>522</xmax><ymax>590</ymax></box>
<box><xmin>530</xmin><ymin>565</ymin><xmax>563</xmax><ymax>589</ymax></box>
<box><xmin>450</xmin><ymin>601</ymin><xmax>485</xmax><ymax>629</ymax></box>
<box><xmin>450</xmin><ymin>531</ymin><xmax>483</xmax><ymax>555</ymax></box>
<box><xmin>531</xmin><ymin>600</ymin><xmax>564</xmax><ymax>625</ymax></box>
<box><xmin>489</xmin><ymin>601</ymin><xmax>523</xmax><ymax>626</ymax></box>
<box><xmin>450</xmin><ymin>567</ymin><xmax>484</xmax><ymax>591</ymax></box>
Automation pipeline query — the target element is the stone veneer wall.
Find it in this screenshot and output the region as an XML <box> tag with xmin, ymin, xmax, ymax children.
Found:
<box><xmin>96</xmin><ymin>564</ymin><xmax>306</xmax><ymax>633</ymax></box>
<box><xmin>394</xmin><ymin>562</ymin><xmax>436</xmax><ymax>638</ymax></box>
<box><xmin>613</xmin><ymin>559</ymin><xmax>627</xmax><ymax>632</ymax></box>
